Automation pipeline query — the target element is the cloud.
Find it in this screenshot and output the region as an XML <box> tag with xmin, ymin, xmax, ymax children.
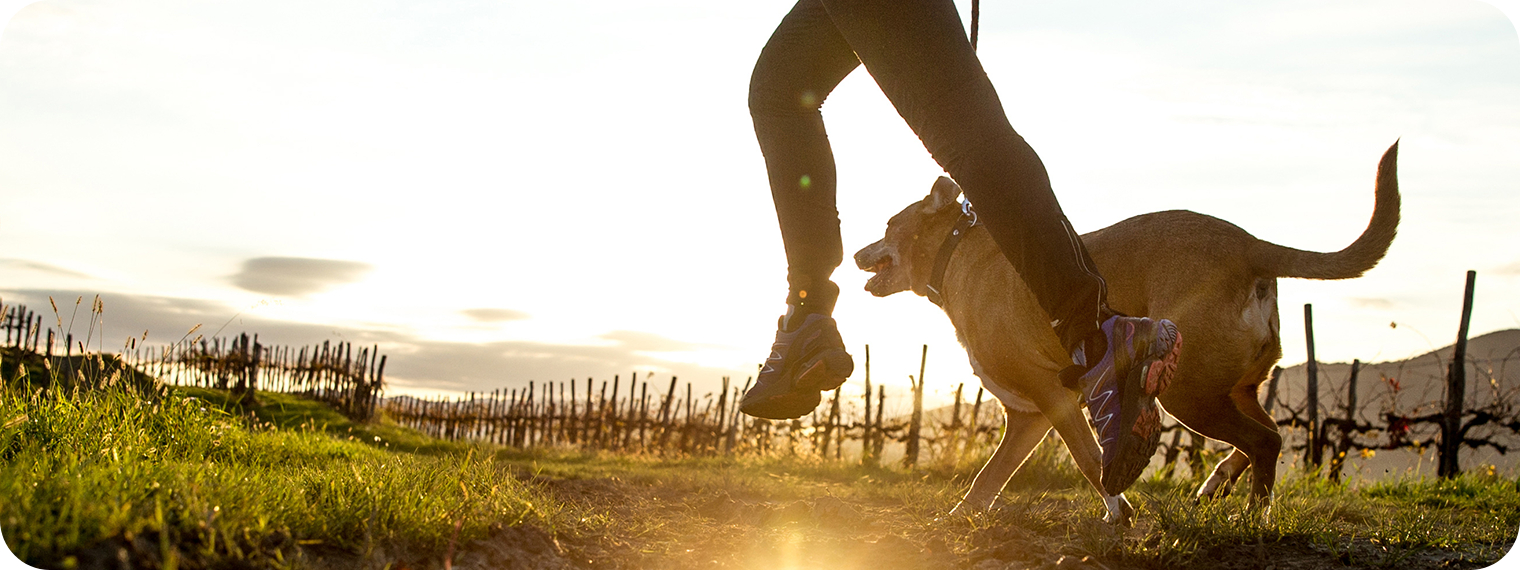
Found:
<box><xmin>0</xmin><ymin>288</ymin><xmax>332</xmax><ymax>347</ymax></box>
<box><xmin>0</xmin><ymin>258</ymin><xmax>93</xmax><ymax>279</ymax></box>
<box><xmin>460</xmin><ymin>308</ymin><xmax>530</xmax><ymax>323</ymax></box>
<box><xmin>230</xmin><ymin>257</ymin><xmax>372</xmax><ymax>297</ymax></box>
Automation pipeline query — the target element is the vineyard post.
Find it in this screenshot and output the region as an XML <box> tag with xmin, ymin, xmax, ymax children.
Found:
<box><xmin>962</xmin><ymin>386</ymin><xmax>984</xmax><ymax>459</ymax></box>
<box><xmin>1305</xmin><ymin>304</ymin><xmax>1323</xmax><ymax>468</ymax></box>
<box><xmin>1439</xmin><ymin>270</ymin><xmax>1477</xmax><ymax>479</ymax></box>
<box><xmin>559</xmin><ymin>382</ymin><xmax>570</xmax><ymax>444</ymax></box>
<box><xmin>609</xmin><ymin>376</ymin><xmax>620</xmax><ymax>449</ymax></box>
<box><xmin>510</xmin><ymin>392</ymin><xmax>522</xmax><ymax>449</ymax></box>
<box><xmin>626</xmin><ymin>374</ymin><xmax>640</xmax><ymax>451</ymax></box>
<box><xmin>658</xmin><ymin>376</ymin><xmax>678</xmax><ymax>450</ymax></box>
<box><xmin>507</xmin><ymin>389</ymin><xmax>520</xmax><ymax>445</ymax></box>
<box><xmin>568</xmin><ymin>380</ymin><xmax>579</xmax><ymax>444</ymax></box>
<box><xmin>1329</xmin><ymin>359</ymin><xmax>1361</xmax><ymax>481</ymax></box>
<box><xmin>372</xmin><ymin>354</ymin><xmax>386</xmax><ymax>421</ymax></box>
<box><xmin>469</xmin><ymin>392</ymin><xmax>479</xmax><ymax>441</ymax></box>
<box><xmin>681</xmin><ymin>382</ymin><xmax>694</xmax><ymax>453</ymax></box>
<box><xmin>863</xmin><ymin>345</ymin><xmax>875</xmax><ymax>465</ymax></box>
<box><xmin>818</xmin><ymin>391</ymin><xmax>834</xmax><ymax>458</ymax></box>
<box><xmin>251</xmin><ymin>336</ymin><xmax>262</xmax><ymax>395</ymax></box>
<box><xmin>640</xmin><ymin>382</ymin><xmax>652</xmax><ymax>451</ymax></box>
<box><xmin>596</xmin><ymin>380</ymin><xmax>609</xmax><ymax>449</ymax></box>
<box><xmin>833</xmin><ymin>387</ymin><xmax>844</xmax><ymax>460</ymax></box>
<box><xmin>950</xmin><ymin>383</ymin><xmax>964</xmax><ymax>464</ymax></box>
<box><xmin>546</xmin><ymin>383</ymin><xmax>557</xmax><ymax>446</ymax></box>
<box><xmin>699</xmin><ymin>399</ymin><xmax>715</xmax><ymax>454</ymax></box>
<box><xmin>486</xmin><ymin>389</ymin><xmax>498</xmax><ymax>443</ymax></box>
<box><xmin>586</xmin><ymin>378</ymin><xmax>597</xmax><ymax>447</ymax></box>
<box><xmin>726</xmin><ymin>378</ymin><xmax>749</xmax><ymax>454</ymax></box>
<box><xmin>873</xmin><ymin>385</ymin><xmax>886</xmax><ymax>459</ymax></box>
<box><xmin>529</xmin><ymin>381</ymin><xmax>540</xmax><ymax>446</ymax></box>
<box><xmin>904</xmin><ymin>345</ymin><xmax>927</xmax><ymax>469</ymax></box>
<box><xmin>343</xmin><ymin>342</ymin><xmax>354</xmax><ymax>413</ymax></box>
<box><xmin>716</xmin><ymin>377</ymin><xmax>730</xmax><ymax>453</ymax></box>
<box><xmin>810</xmin><ymin>410</ymin><xmax>824</xmax><ymax>455</ymax></box>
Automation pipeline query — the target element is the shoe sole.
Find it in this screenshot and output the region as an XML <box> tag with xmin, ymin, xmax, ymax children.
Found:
<box><xmin>798</xmin><ymin>349</ymin><xmax>853</xmax><ymax>392</ymax></box>
<box><xmin>739</xmin><ymin>388</ymin><xmax>822</xmax><ymax>420</ymax></box>
<box><xmin>739</xmin><ymin>348</ymin><xmax>853</xmax><ymax>420</ymax></box>
<box><xmin>1102</xmin><ymin>324</ymin><xmax>1182</xmax><ymax>495</ymax></box>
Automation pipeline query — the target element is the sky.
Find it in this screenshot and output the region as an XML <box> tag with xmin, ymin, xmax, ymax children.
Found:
<box><xmin>0</xmin><ymin>0</ymin><xmax>1517</xmax><ymax>410</ymax></box>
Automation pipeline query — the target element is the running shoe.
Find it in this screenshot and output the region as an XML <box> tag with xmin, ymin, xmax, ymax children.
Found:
<box><xmin>739</xmin><ymin>312</ymin><xmax>854</xmax><ymax>420</ymax></box>
<box><xmin>1083</xmin><ymin>315</ymin><xmax>1182</xmax><ymax>495</ymax></box>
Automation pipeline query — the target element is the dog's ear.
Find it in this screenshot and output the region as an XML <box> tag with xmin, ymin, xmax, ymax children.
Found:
<box><xmin>921</xmin><ymin>176</ymin><xmax>963</xmax><ymax>213</ymax></box>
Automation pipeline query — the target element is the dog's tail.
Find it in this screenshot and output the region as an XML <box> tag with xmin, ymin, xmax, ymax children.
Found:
<box><xmin>1250</xmin><ymin>141</ymin><xmax>1401</xmax><ymax>280</ymax></box>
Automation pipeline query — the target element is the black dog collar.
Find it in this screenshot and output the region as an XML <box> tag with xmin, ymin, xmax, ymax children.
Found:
<box><xmin>925</xmin><ymin>201</ymin><xmax>980</xmax><ymax>307</ymax></box>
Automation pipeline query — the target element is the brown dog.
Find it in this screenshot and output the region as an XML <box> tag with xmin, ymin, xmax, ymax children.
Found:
<box><xmin>853</xmin><ymin>143</ymin><xmax>1399</xmax><ymax>522</ymax></box>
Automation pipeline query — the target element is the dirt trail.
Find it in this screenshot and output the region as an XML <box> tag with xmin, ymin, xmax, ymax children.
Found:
<box><xmin>434</xmin><ymin>468</ymin><xmax>1502</xmax><ymax>570</ymax></box>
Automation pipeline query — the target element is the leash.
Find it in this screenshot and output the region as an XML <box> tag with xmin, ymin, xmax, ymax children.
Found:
<box><xmin>925</xmin><ymin>0</ymin><xmax>983</xmax><ymax>307</ymax></box>
<box><xmin>971</xmin><ymin>0</ymin><xmax>980</xmax><ymax>51</ymax></box>
<box><xmin>925</xmin><ymin>200</ymin><xmax>980</xmax><ymax>307</ymax></box>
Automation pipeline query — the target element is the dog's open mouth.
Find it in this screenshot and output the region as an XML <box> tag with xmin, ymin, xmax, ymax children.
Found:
<box><xmin>856</xmin><ymin>247</ymin><xmax>898</xmax><ymax>296</ymax></box>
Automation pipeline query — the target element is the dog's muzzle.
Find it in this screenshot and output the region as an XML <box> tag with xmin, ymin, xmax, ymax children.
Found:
<box><xmin>854</xmin><ymin>242</ymin><xmax>899</xmax><ymax>297</ymax></box>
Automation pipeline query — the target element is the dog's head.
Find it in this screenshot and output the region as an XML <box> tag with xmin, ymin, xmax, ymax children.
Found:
<box><xmin>854</xmin><ymin>176</ymin><xmax>965</xmax><ymax>297</ymax></box>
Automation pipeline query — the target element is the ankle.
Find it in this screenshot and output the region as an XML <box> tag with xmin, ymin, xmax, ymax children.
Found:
<box><xmin>1060</xmin><ymin>327</ymin><xmax>1111</xmax><ymax>392</ymax></box>
<box><xmin>783</xmin><ymin>281</ymin><xmax>839</xmax><ymax>331</ymax></box>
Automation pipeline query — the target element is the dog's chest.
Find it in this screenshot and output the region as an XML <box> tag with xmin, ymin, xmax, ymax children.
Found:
<box><xmin>966</xmin><ymin>353</ymin><xmax>1040</xmax><ymax>414</ymax></box>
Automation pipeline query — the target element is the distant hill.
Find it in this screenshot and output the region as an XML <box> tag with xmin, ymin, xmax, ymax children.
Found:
<box><xmin>1271</xmin><ymin>328</ymin><xmax>1520</xmax><ymax>423</ymax></box>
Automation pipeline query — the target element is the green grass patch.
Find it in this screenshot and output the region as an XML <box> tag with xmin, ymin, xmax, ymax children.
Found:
<box><xmin>1</xmin><ymin>384</ymin><xmax>558</xmax><ymax>569</ymax></box>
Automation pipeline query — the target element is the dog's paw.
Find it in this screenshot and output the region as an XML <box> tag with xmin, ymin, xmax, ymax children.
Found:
<box><xmin>948</xmin><ymin>497</ymin><xmax>996</xmax><ymax>517</ymax></box>
<box><xmin>1101</xmin><ymin>495</ymin><xmax>1135</xmax><ymax>527</ymax></box>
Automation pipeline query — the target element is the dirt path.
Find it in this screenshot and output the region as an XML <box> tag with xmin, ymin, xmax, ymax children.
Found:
<box><xmin>428</xmin><ymin>460</ymin><xmax>1507</xmax><ymax>570</ymax></box>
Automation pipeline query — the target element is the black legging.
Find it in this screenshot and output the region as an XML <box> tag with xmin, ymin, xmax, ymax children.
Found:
<box><xmin>750</xmin><ymin>0</ymin><xmax>1109</xmax><ymax>352</ymax></box>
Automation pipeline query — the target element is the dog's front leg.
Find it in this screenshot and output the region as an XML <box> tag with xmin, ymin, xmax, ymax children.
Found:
<box><xmin>951</xmin><ymin>409</ymin><xmax>1050</xmax><ymax>514</ymax></box>
<box><xmin>1102</xmin><ymin>494</ymin><xmax>1135</xmax><ymax>526</ymax></box>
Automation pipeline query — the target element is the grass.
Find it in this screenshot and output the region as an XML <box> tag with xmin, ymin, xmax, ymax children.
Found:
<box><xmin>2</xmin><ymin>347</ymin><xmax>1517</xmax><ymax>569</ymax></box>
<box><xmin>0</xmin><ymin>372</ymin><xmax>557</xmax><ymax>569</ymax></box>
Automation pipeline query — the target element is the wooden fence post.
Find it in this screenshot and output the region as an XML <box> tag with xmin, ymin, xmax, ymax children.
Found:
<box><xmin>873</xmin><ymin>385</ymin><xmax>886</xmax><ymax>460</ymax></box>
<box><xmin>1328</xmin><ymin>359</ymin><xmax>1361</xmax><ymax>481</ymax></box>
<box><xmin>1305</xmin><ymin>303</ymin><xmax>1323</xmax><ymax>468</ymax></box>
<box><xmin>862</xmin><ymin>345</ymin><xmax>876</xmax><ymax>466</ymax></box>
<box><xmin>1440</xmin><ymin>270</ymin><xmax>1477</xmax><ymax>479</ymax></box>
<box><xmin>904</xmin><ymin>345</ymin><xmax>926</xmax><ymax>469</ymax></box>
<box><xmin>962</xmin><ymin>386</ymin><xmax>984</xmax><ymax>459</ymax></box>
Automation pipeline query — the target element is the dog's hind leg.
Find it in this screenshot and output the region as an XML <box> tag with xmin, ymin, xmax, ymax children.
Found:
<box><xmin>952</xmin><ymin>406</ymin><xmax>1050</xmax><ymax>514</ymax></box>
<box><xmin>1176</xmin><ymin>391</ymin><xmax>1282</xmax><ymax>505</ymax></box>
<box><xmin>1198</xmin><ymin>449</ymin><xmax>1251</xmax><ymax>500</ymax></box>
<box><xmin>1230</xmin><ymin>380</ymin><xmax>1282</xmax><ymax>503</ymax></box>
